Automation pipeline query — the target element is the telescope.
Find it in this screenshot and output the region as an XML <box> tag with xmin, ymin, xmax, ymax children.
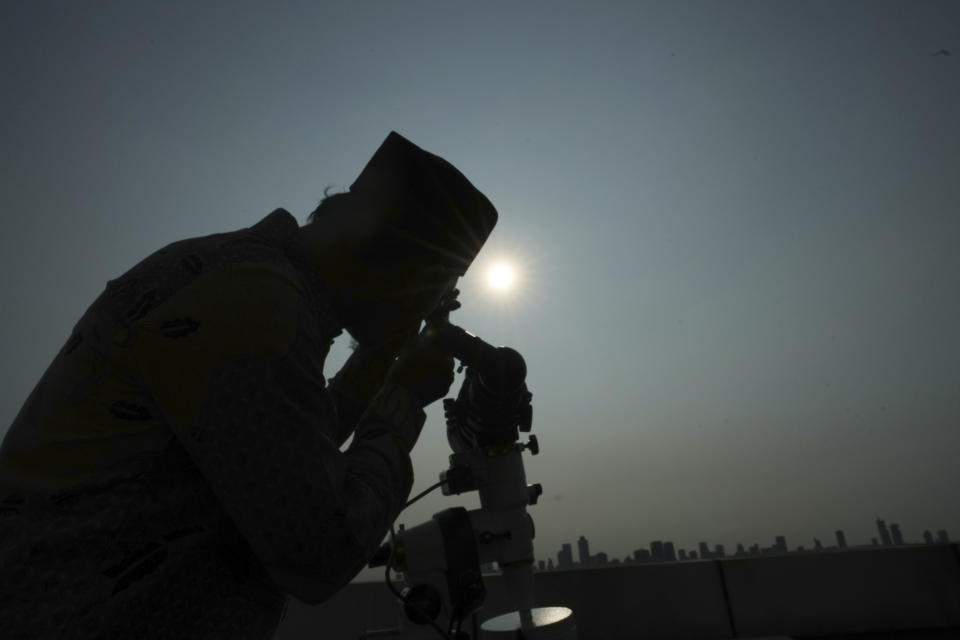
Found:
<box><xmin>363</xmin><ymin>320</ymin><xmax>577</xmax><ymax>640</ymax></box>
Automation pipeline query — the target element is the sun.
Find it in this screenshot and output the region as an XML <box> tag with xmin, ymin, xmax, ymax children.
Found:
<box><xmin>486</xmin><ymin>262</ymin><xmax>516</xmax><ymax>292</ymax></box>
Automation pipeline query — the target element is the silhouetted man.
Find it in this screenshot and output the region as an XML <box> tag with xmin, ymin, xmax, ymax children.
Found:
<box><xmin>0</xmin><ymin>131</ymin><xmax>497</xmax><ymax>639</ymax></box>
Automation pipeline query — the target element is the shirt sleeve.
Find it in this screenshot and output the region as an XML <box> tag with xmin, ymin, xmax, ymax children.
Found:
<box><xmin>126</xmin><ymin>260</ymin><xmax>423</xmax><ymax>605</ymax></box>
<box><xmin>326</xmin><ymin>346</ymin><xmax>399</xmax><ymax>448</ymax></box>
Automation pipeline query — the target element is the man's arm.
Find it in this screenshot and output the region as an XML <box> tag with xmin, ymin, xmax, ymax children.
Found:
<box><xmin>326</xmin><ymin>347</ymin><xmax>398</xmax><ymax>448</ymax></box>
<box><xmin>128</xmin><ymin>261</ymin><xmax>423</xmax><ymax>605</ymax></box>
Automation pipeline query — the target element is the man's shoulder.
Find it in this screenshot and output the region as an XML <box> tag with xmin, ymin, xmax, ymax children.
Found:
<box><xmin>95</xmin><ymin>209</ymin><xmax>318</xmax><ymax>328</ymax></box>
<box><xmin>112</xmin><ymin>208</ymin><xmax>300</xmax><ymax>286</ymax></box>
<box><xmin>249</xmin><ymin>207</ymin><xmax>299</xmax><ymax>237</ymax></box>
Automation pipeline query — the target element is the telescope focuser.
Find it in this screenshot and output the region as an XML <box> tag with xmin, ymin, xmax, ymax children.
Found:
<box><xmin>426</xmin><ymin>321</ymin><xmax>533</xmax><ymax>451</ymax></box>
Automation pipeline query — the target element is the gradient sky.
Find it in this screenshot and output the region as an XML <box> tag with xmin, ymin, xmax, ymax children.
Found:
<box><xmin>2</xmin><ymin>1</ymin><xmax>959</xmax><ymax>580</ymax></box>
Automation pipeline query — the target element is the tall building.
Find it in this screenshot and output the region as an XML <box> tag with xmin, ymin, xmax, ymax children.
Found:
<box><xmin>714</xmin><ymin>544</ymin><xmax>726</xmax><ymax>558</ymax></box>
<box><xmin>538</xmin><ymin>560</ymin><xmax>546</xmax><ymax>571</ymax></box>
<box><xmin>890</xmin><ymin>523</ymin><xmax>904</xmax><ymax>545</ymax></box>
<box><xmin>558</xmin><ymin>543</ymin><xmax>573</xmax><ymax>569</ymax></box>
<box><xmin>689</xmin><ymin>551</ymin><xmax>698</xmax><ymax>559</ymax></box>
<box><xmin>650</xmin><ymin>541</ymin><xmax>664</xmax><ymax>561</ymax></box>
<box><xmin>547</xmin><ymin>558</ymin><xmax>555</xmax><ymax>570</ymax></box>
<box><xmin>877</xmin><ymin>519</ymin><xmax>892</xmax><ymax>545</ymax></box>
<box><xmin>835</xmin><ymin>529</ymin><xmax>847</xmax><ymax>548</ymax></box>
<box><xmin>595</xmin><ymin>552</ymin><xmax>608</xmax><ymax>566</ymax></box>
<box><xmin>735</xmin><ymin>543</ymin><xmax>746</xmax><ymax>556</ymax></box>
<box><xmin>577</xmin><ymin>536</ymin><xmax>590</xmax><ymax>566</ymax></box>
<box><xmin>936</xmin><ymin>530</ymin><xmax>950</xmax><ymax>543</ymax></box>
<box><xmin>923</xmin><ymin>530</ymin><xmax>935</xmax><ymax>544</ymax></box>
<box><xmin>698</xmin><ymin>542</ymin><xmax>710</xmax><ymax>559</ymax></box>
<box><xmin>633</xmin><ymin>548</ymin><xmax>650</xmax><ymax>562</ymax></box>
<box><xmin>663</xmin><ymin>541</ymin><xmax>676</xmax><ymax>561</ymax></box>
<box><xmin>678</xmin><ymin>549</ymin><xmax>687</xmax><ymax>560</ymax></box>
<box><xmin>775</xmin><ymin>536</ymin><xmax>787</xmax><ymax>553</ymax></box>
<box><xmin>814</xmin><ymin>538</ymin><xmax>823</xmax><ymax>550</ymax></box>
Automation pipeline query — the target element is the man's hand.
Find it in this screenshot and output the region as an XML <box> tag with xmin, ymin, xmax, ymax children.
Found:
<box><xmin>385</xmin><ymin>332</ymin><xmax>455</xmax><ymax>408</ymax></box>
<box><xmin>425</xmin><ymin>287</ymin><xmax>461</xmax><ymax>326</ymax></box>
<box><xmin>333</xmin><ymin>283</ymin><xmax>456</xmax><ymax>406</ymax></box>
<box><xmin>384</xmin><ymin>287</ymin><xmax>460</xmax><ymax>408</ymax></box>
<box><xmin>329</xmin><ymin>343</ymin><xmax>397</xmax><ymax>415</ymax></box>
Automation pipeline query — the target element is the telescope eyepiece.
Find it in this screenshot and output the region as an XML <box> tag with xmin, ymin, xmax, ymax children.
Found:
<box><xmin>476</xmin><ymin>346</ymin><xmax>526</xmax><ymax>395</ymax></box>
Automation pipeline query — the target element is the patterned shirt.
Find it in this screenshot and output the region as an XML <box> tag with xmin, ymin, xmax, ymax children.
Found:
<box><xmin>0</xmin><ymin>209</ymin><xmax>423</xmax><ymax>639</ymax></box>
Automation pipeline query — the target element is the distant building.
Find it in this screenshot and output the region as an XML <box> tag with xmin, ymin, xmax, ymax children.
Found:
<box><xmin>890</xmin><ymin>523</ymin><xmax>904</xmax><ymax>545</ymax></box>
<box><xmin>923</xmin><ymin>530</ymin><xmax>935</xmax><ymax>544</ymax></box>
<box><xmin>877</xmin><ymin>519</ymin><xmax>892</xmax><ymax>546</ymax></box>
<box><xmin>749</xmin><ymin>543</ymin><xmax>760</xmax><ymax>555</ymax></box>
<box><xmin>698</xmin><ymin>542</ymin><xmax>710</xmax><ymax>559</ymax></box>
<box><xmin>775</xmin><ymin>536</ymin><xmax>787</xmax><ymax>553</ymax></box>
<box><xmin>538</xmin><ymin>560</ymin><xmax>546</xmax><ymax>571</ymax></box>
<box><xmin>678</xmin><ymin>549</ymin><xmax>687</xmax><ymax>560</ymax></box>
<box><xmin>835</xmin><ymin>530</ymin><xmax>847</xmax><ymax>548</ymax></box>
<box><xmin>595</xmin><ymin>552</ymin><xmax>608</xmax><ymax>566</ymax></box>
<box><xmin>689</xmin><ymin>551</ymin><xmax>698</xmax><ymax>559</ymax></box>
<box><xmin>663</xmin><ymin>541</ymin><xmax>676</xmax><ymax>561</ymax></box>
<box><xmin>936</xmin><ymin>530</ymin><xmax>950</xmax><ymax>543</ymax></box>
<box><xmin>814</xmin><ymin>538</ymin><xmax>823</xmax><ymax>550</ymax></box>
<box><xmin>547</xmin><ymin>558</ymin><xmax>554</xmax><ymax>570</ymax></box>
<box><xmin>577</xmin><ymin>536</ymin><xmax>590</xmax><ymax>566</ymax></box>
<box><xmin>871</xmin><ymin>537</ymin><xmax>879</xmax><ymax>546</ymax></box>
<box><xmin>623</xmin><ymin>555</ymin><xmax>633</xmax><ymax>564</ymax></box>
<box><xmin>558</xmin><ymin>543</ymin><xmax>573</xmax><ymax>569</ymax></box>
<box><xmin>633</xmin><ymin>548</ymin><xmax>650</xmax><ymax>562</ymax></box>
<box><xmin>735</xmin><ymin>543</ymin><xmax>746</xmax><ymax>556</ymax></box>
<box><xmin>650</xmin><ymin>541</ymin><xmax>664</xmax><ymax>561</ymax></box>
<box><xmin>714</xmin><ymin>544</ymin><xmax>726</xmax><ymax>558</ymax></box>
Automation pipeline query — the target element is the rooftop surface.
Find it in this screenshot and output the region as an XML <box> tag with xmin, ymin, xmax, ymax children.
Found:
<box><xmin>275</xmin><ymin>543</ymin><xmax>960</xmax><ymax>640</ymax></box>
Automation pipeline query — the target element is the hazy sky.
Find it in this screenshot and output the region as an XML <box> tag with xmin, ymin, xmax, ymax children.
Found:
<box><xmin>2</xmin><ymin>1</ymin><xmax>959</xmax><ymax>578</ymax></box>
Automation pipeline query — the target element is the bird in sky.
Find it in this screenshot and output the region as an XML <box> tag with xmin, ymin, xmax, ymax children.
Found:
<box><xmin>932</xmin><ymin>49</ymin><xmax>951</xmax><ymax>56</ymax></box>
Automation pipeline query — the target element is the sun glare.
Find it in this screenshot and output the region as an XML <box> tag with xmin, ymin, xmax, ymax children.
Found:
<box><xmin>457</xmin><ymin>226</ymin><xmax>555</xmax><ymax>341</ymax></box>
<box><xmin>487</xmin><ymin>262</ymin><xmax>516</xmax><ymax>292</ymax></box>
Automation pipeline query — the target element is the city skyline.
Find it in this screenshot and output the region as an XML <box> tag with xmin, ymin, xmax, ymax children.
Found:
<box><xmin>537</xmin><ymin>518</ymin><xmax>954</xmax><ymax>571</ymax></box>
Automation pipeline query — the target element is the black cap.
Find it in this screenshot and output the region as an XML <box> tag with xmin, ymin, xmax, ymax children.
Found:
<box><xmin>349</xmin><ymin>131</ymin><xmax>498</xmax><ymax>275</ymax></box>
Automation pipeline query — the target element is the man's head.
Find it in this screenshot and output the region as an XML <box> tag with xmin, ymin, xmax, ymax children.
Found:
<box><xmin>301</xmin><ymin>132</ymin><xmax>498</xmax><ymax>350</ymax></box>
